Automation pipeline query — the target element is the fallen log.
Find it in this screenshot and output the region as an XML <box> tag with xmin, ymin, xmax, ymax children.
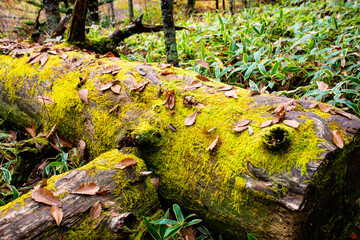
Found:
<box><xmin>0</xmin><ymin>149</ymin><xmax>160</xmax><ymax>240</ymax></box>
<box><xmin>1</xmin><ymin>42</ymin><xmax>360</xmax><ymax>239</ymax></box>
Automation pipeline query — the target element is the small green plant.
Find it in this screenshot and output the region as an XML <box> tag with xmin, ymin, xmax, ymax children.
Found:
<box><xmin>44</xmin><ymin>135</ymin><xmax>70</xmax><ymax>176</ymax></box>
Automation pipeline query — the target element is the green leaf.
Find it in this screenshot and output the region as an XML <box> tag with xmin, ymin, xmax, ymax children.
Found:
<box><xmin>324</xmin><ymin>69</ymin><xmax>333</xmax><ymax>77</ymax></box>
<box><xmin>252</xmin><ymin>25</ymin><xmax>260</xmax><ymax>35</ymax></box>
<box><xmin>245</xmin><ymin>63</ymin><xmax>257</xmax><ymax>80</ymax></box>
<box><xmin>172</xmin><ymin>204</ymin><xmax>184</xmax><ymax>223</ymax></box>
<box><xmin>254</xmin><ymin>51</ymin><xmax>261</xmax><ymax>63</ymax></box>
<box><xmin>152</xmin><ymin>219</ymin><xmax>179</xmax><ymax>226</ymax></box>
<box><xmin>164</xmin><ymin>224</ymin><xmax>182</xmax><ymax>240</ymax></box>
<box><xmin>182</xmin><ymin>218</ymin><xmax>202</xmax><ymax>227</ymax></box>
<box><xmin>270</xmin><ymin>62</ymin><xmax>280</xmax><ymax>76</ymax></box>
<box><xmin>144</xmin><ymin>217</ymin><xmax>162</xmax><ymax>240</ymax></box>
<box><xmin>247</xmin><ymin>233</ymin><xmax>258</xmax><ymax>240</ymax></box>
<box><xmin>9</xmin><ymin>185</ymin><xmax>19</xmax><ymax>200</ymax></box>
<box><xmin>243</xmin><ymin>53</ymin><xmax>248</xmax><ymax>64</ymax></box>
<box><xmin>344</xmin><ymin>101</ymin><xmax>360</xmax><ymax>115</ymax></box>
<box><xmin>249</xmin><ymin>80</ymin><xmax>259</xmax><ymax>91</ymax></box>
<box><xmin>0</xmin><ymin>199</ymin><xmax>5</xmax><ymax>206</ymax></box>
<box><xmin>258</xmin><ymin>63</ymin><xmax>268</xmax><ymax>76</ymax></box>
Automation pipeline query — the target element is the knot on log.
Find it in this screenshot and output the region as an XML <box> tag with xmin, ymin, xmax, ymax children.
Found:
<box><xmin>263</xmin><ymin>127</ymin><xmax>290</xmax><ymax>151</ymax></box>
<box><xmin>107</xmin><ymin>212</ymin><xmax>136</xmax><ymax>234</ymax></box>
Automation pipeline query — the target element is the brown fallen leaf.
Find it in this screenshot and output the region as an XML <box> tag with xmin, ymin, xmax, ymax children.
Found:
<box><xmin>273</xmin><ymin>105</ymin><xmax>286</xmax><ymax>124</ymax></box>
<box><xmin>283</xmin><ymin>119</ymin><xmax>300</xmax><ymax>128</ymax></box>
<box><xmin>157</xmin><ymin>85</ymin><xmax>164</xmax><ymax>98</ymax></box>
<box><xmin>25</xmin><ymin>123</ymin><xmax>37</xmax><ymax>138</ymax></box>
<box><xmin>207</xmin><ymin>135</ymin><xmax>220</xmax><ymax>151</ymax></box>
<box><xmin>78</xmin><ymin>140</ymin><xmax>86</xmax><ymax>159</ymax></box>
<box><xmin>184</xmin><ymin>110</ymin><xmax>199</xmax><ymax>126</ymax></box>
<box><xmin>158</xmin><ymin>63</ymin><xmax>172</xmax><ymax>69</ymax></box>
<box><xmin>46</xmin><ymin>123</ymin><xmax>57</xmax><ymax>139</ymax></box>
<box><xmin>102</xmin><ymin>52</ymin><xmax>115</xmax><ymax>57</ymax></box>
<box><xmin>196</xmin><ymin>74</ymin><xmax>210</xmax><ymax>82</ymax></box>
<box><xmin>235</xmin><ymin>119</ymin><xmax>251</xmax><ymax>127</ymax></box>
<box><xmin>114</xmin><ymin>157</ymin><xmax>138</xmax><ymax>170</ymax></box>
<box><xmin>334</xmin><ymin>109</ymin><xmax>352</xmax><ymax>119</ymax></box>
<box><xmin>260</xmin><ymin>120</ymin><xmax>273</xmax><ymax>128</ymax></box>
<box><xmin>36</xmin><ymin>95</ymin><xmax>55</xmax><ymax>105</ymax></box>
<box><xmin>31</xmin><ymin>188</ymin><xmax>62</xmax><ymax>207</ymax></box>
<box><xmin>71</xmin><ymin>182</ymin><xmax>100</xmax><ymax>195</ymax></box>
<box><xmin>59</xmin><ymin>53</ymin><xmax>68</xmax><ymax>60</ymax></box>
<box><xmin>331</xmin><ymin>130</ymin><xmax>344</xmax><ymax>149</ymax></box>
<box><xmin>52</xmin><ymin>133</ymin><xmax>73</xmax><ymax>148</ymax></box>
<box><xmin>169</xmin><ymin>110</ymin><xmax>176</xmax><ymax>116</ymax></box>
<box><xmin>100</xmin><ymin>81</ymin><xmax>114</xmax><ymax>91</ymax></box>
<box><xmin>78</xmin><ymin>88</ymin><xmax>89</xmax><ymax>104</ymax></box>
<box><xmin>39</xmin><ymin>178</ymin><xmax>47</xmax><ymax>188</ymax></box>
<box><xmin>224</xmin><ymin>89</ymin><xmax>238</xmax><ymax>99</ymax></box>
<box><xmin>184</xmin><ymin>80</ymin><xmax>203</xmax><ymax>91</ymax></box>
<box><xmin>40</xmin><ymin>53</ymin><xmax>49</xmax><ymax>66</ymax></box>
<box><xmin>111</xmin><ymin>84</ymin><xmax>121</xmax><ymax>94</ymax></box>
<box><xmin>27</xmin><ymin>53</ymin><xmax>41</xmax><ymax>63</ymax></box>
<box><xmin>102</xmin><ymin>65</ymin><xmax>121</xmax><ymax>74</ymax></box>
<box><xmin>233</xmin><ymin>126</ymin><xmax>248</xmax><ymax>133</ymax></box>
<box><xmin>196</xmin><ymin>60</ymin><xmax>209</xmax><ymax>69</ymax></box>
<box><xmin>131</xmin><ymin>80</ymin><xmax>148</xmax><ymax>92</ymax></box>
<box><xmin>249</xmin><ymin>90</ymin><xmax>261</xmax><ymax>96</ymax></box>
<box><xmin>309</xmin><ymin>102</ymin><xmax>318</xmax><ymax>109</ymax></box>
<box><xmin>183</xmin><ymin>95</ymin><xmax>199</xmax><ymax>107</ymax></box>
<box><xmin>89</xmin><ymin>202</ymin><xmax>102</xmax><ymax>222</ymax></box>
<box><xmin>161</xmin><ymin>71</ymin><xmax>174</xmax><ymax>75</ymax></box>
<box><xmin>248</xmin><ymin>126</ymin><xmax>254</xmax><ymax>135</ymax></box>
<box><xmin>217</xmin><ymin>86</ymin><xmax>233</xmax><ymax>92</ymax></box>
<box><xmin>96</xmin><ymin>189</ymin><xmax>110</xmax><ymax>195</ymax></box>
<box><xmin>30</xmin><ymin>54</ymin><xmax>41</xmax><ymax>65</ymax></box>
<box><xmin>51</xmin><ymin>205</ymin><xmax>63</xmax><ymax>226</ymax></box>
<box><xmin>318</xmin><ymin>82</ymin><xmax>329</xmax><ymax>91</ymax></box>
<box><xmin>274</xmin><ymin>99</ymin><xmax>296</xmax><ymax>113</ymax></box>
<box><xmin>318</xmin><ymin>104</ymin><xmax>332</xmax><ymax>113</ymax></box>
<box><xmin>163</xmin><ymin>90</ymin><xmax>176</xmax><ymax>109</ymax></box>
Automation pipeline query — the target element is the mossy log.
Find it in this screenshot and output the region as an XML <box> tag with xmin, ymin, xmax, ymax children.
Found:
<box><xmin>1</xmin><ymin>44</ymin><xmax>360</xmax><ymax>239</ymax></box>
<box><xmin>0</xmin><ymin>150</ymin><xmax>160</xmax><ymax>240</ymax></box>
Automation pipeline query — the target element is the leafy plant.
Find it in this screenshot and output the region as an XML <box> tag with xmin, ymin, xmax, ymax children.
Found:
<box><xmin>44</xmin><ymin>135</ymin><xmax>70</xmax><ymax>176</ymax></box>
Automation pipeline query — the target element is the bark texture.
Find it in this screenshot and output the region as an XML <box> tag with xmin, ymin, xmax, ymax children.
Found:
<box><xmin>67</xmin><ymin>0</ymin><xmax>89</xmax><ymax>43</ymax></box>
<box><xmin>44</xmin><ymin>0</ymin><xmax>61</xmax><ymax>34</ymax></box>
<box><xmin>160</xmin><ymin>0</ymin><xmax>179</xmax><ymax>66</ymax></box>
<box><xmin>229</xmin><ymin>0</ymin><xmax>234</xmax><ymax>15</ymax></box>
<box><xmin>128</xmin><ymin>0</ymin><xmax>134</xmax><ymax>21</ymax></box>
<box><xmin>1</xmin><ymin>45</ymin><xmax>360</xmax><ymax>239</ymax></box>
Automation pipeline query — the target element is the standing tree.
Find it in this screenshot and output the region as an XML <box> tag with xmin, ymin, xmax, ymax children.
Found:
<box><xmin>67</xmin><ymin>0</ymin><xmax>89</xmax><ymax>43</ymax></box>
<box><xmin>43</xmin><ymin>0</ymin><xmax>61</xmax><ymax>34</ymax></box>
<box><xmin>216</xmin><ymin>0</ymin><xmax>219</xmax><ymax>11</ymax></box>
<box><xmin>229</xmin><ymin>0</ymin><xmax>234</xmax><ymax>15</ymax></box>
<box><xmin>88</xmin><ymin>0</ymin><xmax>100</xmax><ymax>23</ymax></box>
<box><xmin>186</xmin><ymin>0</ymin><xmax>196</xmax><ymax>15</ymax></box>
<box><xmin>160</xmin><ymin>0</ymin><xmax>179</xmax><ymax>66</ymax></box>
<box><xmin>222</xmin><ymin>0</ymin><xmax>226</xmax><ymax>11</ymax></box>
<box><xmin>128</xmin><ymin>0</ymin><xmax>134</xmax><ymax>21</ymax></box>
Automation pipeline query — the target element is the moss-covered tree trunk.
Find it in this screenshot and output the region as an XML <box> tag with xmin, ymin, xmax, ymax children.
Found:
<box><xmin>67</xmin><ymin>0</ymin><xmax>89</xmax><ymax>43</ymax></box>
<box><xmin>1</xmin><ymin>44</ymin><xmax>360</xmax><ymax>239</ymax></box>
<box><xmin>160</xmin><ymin>0</ymin><xmax>179</xmax><ymax>66</ymax></box>
<box><xmin>44</xmin><ymin>0</ymin><xmax>61</xmax><ymax>34</ymax></box>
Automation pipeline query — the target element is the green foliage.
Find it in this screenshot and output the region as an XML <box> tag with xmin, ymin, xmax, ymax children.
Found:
<box><xmin>122</xmin><ymin>0</ymin><xmax>360</xmax><ymax>115</ymax></box>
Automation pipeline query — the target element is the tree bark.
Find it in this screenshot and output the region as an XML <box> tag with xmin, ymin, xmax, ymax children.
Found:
<box><xmin>1</xmin><ymin>46</ymin><xmax>360</xmax><ymax>239</ymax></box>
<box><xmin>128</xmin><ymin>0</ymin><xmax>134</xmax><ymax>21</ymax></box>
<box><xmin>89</xmin><ymin>0</ymin><xmax>100</xmax><ymax>23</ymax></box>
<box><xmin>109</xmin><ymin>1</ymin><xmax>116</xmax><ymax>22</ymax></box>
<box><xmin>186</xmin><ymin>0</ymin><xmax>196</xmax><ymax>16</ymax></box>
<box><xmin>67</xmin><ymin>0</ymin><xmax>89</xmax><ymax>43</ymax></box>
<box><xmin>160</xmin><ymin>0</ymin><xmax>179</xmax><ymax>66</ymax></box>
<box><xmin>43</xmin><ymin>0</ymin><xmax>61</xmax><ymax>34</ymax></box>
<box><xmin>222</xmin><ymin>0</ymin><xmax>226</xmax><ymax>11</ymax></box>
<box><xmin>0</xmin><ymin>150</ymin><xmax>160</xmax><ymax>240</ymax></box>
<box><xmin>216</xmin><ymin>0</ymin><xmax>219</xmax><ymax>10</ymax></box>
<box><xmin>229</xmin><ymin>0</ymin><xmax>234</xmax><ymax>15</ymax></box>
<box><xmin>52</xmin><ymin>14</ymin><xmax>72</xmax><ymax>37</ymax></box>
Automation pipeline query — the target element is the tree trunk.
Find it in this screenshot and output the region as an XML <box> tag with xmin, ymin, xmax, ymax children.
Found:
<box><xmin>67</xmin><ymin>0</ymin><xmax>89</xmax><ymax>43</ymax></box>
<box><xmin>229</xmin><ymin>0</ymin><xmax>234</xmax><ymax>15</ymax></box>
<box><xmin>160</xmin><ymin>0</ymin><xmax>179</xmax><ymax>66</ymax></box>
<box><xmin>52</xmin><ymin>14</ymin><xmax>72</xmax><ymax>37</ymax></box>
<box><xmin>186</xmin><ymin>0</ymin><xmax>196</xmax><ymax>16</ymax></box>
<box><xmin>43</xmin><ymin>0</ymin><xmax>61</xmax><ymax>34</ymax></box>
<box><xmin>1</xmin><ymin>46</ymin><xmax>360</xmax><ymax>239</ymax></box>
<box><xmin>109</xmin><ymin>1</ymin><xmax>116</xmax><ymax>22</ymax></box>
<box><xmin>128</xmin><ymin>0</ymin><xmax>134</xmax><ymax>21</ymax></box>
<box><xmin>89</xmin><ymin>0</ymin><xmax>100</xmax><ymax>23</ymax></box>
<box><xmin>216</xmin><ymin>0</ymin><xmax>219</xmax><ymax>10</ymax></box>
<box><xmin>222</xmin><ymin>0</ymin><xmax>226</xmax><ymax>11</ymax></box>
<box><xmin>0</xmin><ymin>149</ymin><xmax>160</xmax><ymax>240</ymax></box>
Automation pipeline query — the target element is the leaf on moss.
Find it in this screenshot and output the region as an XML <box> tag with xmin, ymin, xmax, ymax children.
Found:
<box><xmin>71</xmin><ymin>182</ymin><xmax>100</xmax><ymax>195</ymax></box>
<box><xmin>235</xmin><ymin>119</ymin><xmax>251</xmax><ymax>127</ymax></box>
<box><xmin>108</xmin><ymin>104</ymin><xmax>119</xmax><ymax>114</ymax></box>
<box><xmin>31</xmin><ymin>188</ymin><xmax>62</xmax><ymax>207</ymax></box>
<box><xmin>283</xmin><ymin>120</ymin><xmax>300</xmax><ymax>128</ymax></box>
<box><xmin>131</xmin><ymin>80</ymin><xmax>148</xmax><ymax>92</ymax></box>
<box><xmin>163</xmin><ymin>90</ymin><xmax>176</xmax><ymax>109</ymax></box>
<box><xmin>273</xmin><ymin>105</ymin><xmax>286</xmax><ymax>124</ymax></box>
<box><xmin>59</xmin><ymin>53</ymin><xmax>68</xmax><ymax>60</ymax></box>
<box><xmin>260</xmin><ymin>120</ymin><xmax>273</xmax><ymax>128</ymax></box>
<box><xmin>248</xmin><ymin>126</ymin><xmax>254</xmax><ymax>135</ymax></box>
<box><xmin>102</xmin><ymin>52</ymin><xmax>115</xmax><ymax>58</ymax></box>
<box><xmin>25</xmin><ymin>123</ymin><xmax>37</xmax><ymax>138</ymax></box>
<box><xmin>169</xmin><ymin>110</ymin><xmax>176</xmax><ymax>116</ymax></box>
<box><xmin>169</xmin><ymin>123</ymin><xmax>177</xmax><ymax>132</ymax></box>
<box><xmin>184</xmin><ymin>80</ymin><xmax>203</xmax><ymax>91</ymax></box>
<box><xmin>102</xmin><ymin>65</ymin><xmax>121</xmax><ymax>74</ymax></box>
<box><xmin>196</xmin><ymin>60</ymin><xmax>209</xmax><ymax>69</ymax></box>
<box><xmin>114</xmin><ymin>158</ymin><xmax>138</xmax><ymax>170</ymax></box>
<box><xmin>157</xmin><ymin>85</ymin><xmax>164</xmax><ymax>98</ymax></box>
<box><xmin>78</xmin><ymin>89</ymin><xmax>89</xmax><ymax>104</ymax></box>
<box><xmin>318</xmin><ymin>104</ymin><xmax>332</xmax><ymax>113</ymax></box>
<box><xmin>100</xmin><ymin>81</ymin><xmax>115</xmax><ymax>91</ymax></box>
<box><xmin>207</xmin><ymin>135</ymin><xmax>220</xmax><ymax>151</ymax></box>
<box><xmin>224</xmin><ymin>89</ymin><xmax>238</xmax><ymax>99</ymax></box>
<box><xmin>161</xmin><ymin>71</ymin><xmax>174</xmax><ymax>75</ymax></box>
<box><xmin>27</xmin><ymin>53</ymin><xmax>41</xmax><ymax>64</ymax></box>
<box><xmin>45</xmin><ymin>123</ymin><xmax>57</xmax><ymax>139</ymax></box>
<box><xmin>196</xmin><ymin>74</ymin><xmax>210</xmax><ymax>82</ymax></box>
<box><xmin>184</xmin><ymin>110</ymin><xmax>199</xmax><ymax>126</ymax></box>
<box><xmin>331</xmin><ymin>130</ymin><xmax>344</xmax><ymax>149</ymax></box>
<box><xmin>318</xmin><ymin>82</ymin><xmax>329</xmax><ymax>91</ymax></box>
<box><xmin>78</xmin><ymin>140</ymin><xmax>86</xmax><ymax>159</ymax></box>
<box><xmin>158</xmin><ymin>63</ymin><xmax>172</xmax><ymax>69</ymax></box>
<box><xmin>96</xmin><ymin>189</ymin><xmax>110</xmax><ymax>195</ymax></box>
<box><xmin>89</xmin><ymin>202</ymin><xmax>102</xmax><ymax>222</ymax></box>
<box><xmin>249</xmin><ymin>90</ymin><xmax>261</xmax><ymax>96</ymax></box>
<box><xmin>51</xmin><ymin>205</ymin><xmax>63</xmax><ymax>226</ymax></box>
<box><xmin>183</xmin><ymin>95</ymin><xmax>199</xmax><ymax>107</ymax></box>
<box><xmin>309</xmin><ymin>102</ymin><xmax>318</xmax><ymax>109</ymax></box>
<box><xmin>111</xmin><ymin>84</ymin><xmax>121</xmax><ymax>94</ymax></box>
<box><xmin>36</xmin><ymin>95</ymin><xmax>55</xmax><ymax>105</ymax></box>
<box><xmin>334</xmin><ymin>109</ymin><xmax>352</xmax><ymax>119</ymax></box>
<box><xmin>217</xmin><ymin>86</ymin><xmax>233</xmax><ymax>92</ymax></box>
<box><xmin>40</xmin><ymin>53</ymin><xmax>49</xmax><ymax>66</ymax></box>
<box><xmin>233</xmin><ymin>126</ymin><xmax>248</xmax><ymax>133</ymax></box>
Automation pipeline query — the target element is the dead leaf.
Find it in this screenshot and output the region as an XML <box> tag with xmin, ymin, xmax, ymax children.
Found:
<box><xmin>283</xmin><ymin>119</ymin><xmax>300</xmax><ymax>128</ymax></box>
<box><xmin>318</xmin><ymin>82</ymin><xmax>329</xmax><ymax>91</ymax></box>
<box><xmin>59</xmin><ymin>53</ymin><xmax>68</xmax><ymax>60</ymax></box>
<box><xmin>207</xmin><ymin>127</ymin><xmax>216</xmax><ymax>133</ymax></box>
<box><xmin>78</xmin><ymin>89</ymin><xmax>89</xmax><ymax>104</ymax></box>
<box><xmin>260</xmin><ymin>120</ymin><xmax>273</xmax><ymax>128</ymax></box>
<box><xmin>169</xmin><ymin>123</ymin><xmax>177</xmax><ymax>132</ymax></box>
<box><xmin>51</xmin><ymin>205</ymin><xmax>63</xmax><ymax>226</ymax></box>
<box><xmin>36</xmin><ymin>95</ymin><xmax>55</xmax><ymax>105</ymax></box>
<box><xmin>217</xmin><ymin>86</ymin><xmax>233</xmax><ymax>91</ymax></box>
<box><xmin>249</xmin><ymin>90</ymin><xmax>261</xmax><ymax>96</ymax></box>
<box><xmin>100</xmin><ymin>81</ymin><xmax>114</xmax><ymax>91</ymax></box>
<box><xmin>309</xmin><ymin>102</ymin><xmax>318</xmax><ymax>109</ymax></box>
<box><xmin>78</xmin><ymin>140</ymin><xmax>86</xmax><ymax>159</ymax></box>
<box><xmin>233</xmin><ymin>126</ymin><xmax>248</xmax><ymax>133</ymax></box>
<box><xmin>26</xmin><ymin>53</ymin><xmax>40</xmax><ymax>63</ymax></box>
<box><xmin>196</xmin><ymin>60</ymin><xmax>209</xmax><ymax>69</ymax></box>
<box><xmin>114</xmin><ymin>158</ymin><xmax>138</xmax><ymax>170</ymax></box>
<box><xmin>52</xmin><ymin>133</ymin><xmax>73</xmax><ymax>148</ymax></box>
<box><xmin>40</xmin><ymin>178</ymin><xmax>47</xmax><ymax>188</ymax></box>
<box><xmin>131</xmin><ymin>80</ymin><xmax>148</xmax><ymax>92</ymax></box>
<box><xmin>334</xmin><ymin>109</ymin><xmax>352</xmax><ymax>119</ymax></box>
<box><xmin>102</xmin><ymin>52</ymin><xmax>115</xmax><ymax>57</ymax></box>
<box><xmin>184</xmin><ymin>110</ymin><xmax>199</xmax><ymax>126</ymax></box>
<box><xmin>207</xmin><ymin>135</ymin><xmax>220</xmax><ymax>151</ymax></box>
<box><xmin>89</xmin><ymin>202</ymin><xmax>102</xmax><ymax>222</ymax></box>
<box><xmin>111</xmin><ymin>84</ymin><xmax>121</xmax><ymax>94</ymax></box>
<box><xmin>157</xmin><ymin>85</ymin><xmax>163</xmax><ymax>98</ymax></box>
<box><xmin>71</xmin><ymin>182</ymin><xmax>100</xmax><ymax>195</ymax></box>
<box><xmin>235</xmin><ymin>119</ymin><xmax>251</xmax><ymax>127</ymax></box>
<box><xmin>96</xmin><ymin>189</ymin><xmax>110</xmax><ymax>195</ymax></box>
<box><xmin>161</xmin><ymin>71</ymin><xmax>174</xmax><ymax>75</ymax></box>
<box><xmin>40</xmin><ymin>53</ymin><xmax>49</xmax><ymax>66</ymax></box>
<box><xmin>31</xmin><ymin>188</ymin><xmax>62</xmax><ymax>207</ymax></box>
<box><xmin>185</xmin><ymin>80</ymin><xmax>203</xmax><ymax>91</ymax></box>
<box><xmin>108</xmin><ymin>105</ymin><xmax>119</xmax><ymax>114</ymax></box>
<box><xmin>25</xmin><ymin>123</ymin><xmax>37</xmax><ymax>138</ymax></box>
<box><xmin>169</xmin><ymin>110</ymin><xmax>176</xmax><ymax>116</ymax></box>
<box><xmin>318</xmin><ymin>104</ymin><xmax>332</xmax><ymax>113</ymax></box>
<box><xmin>331</xmin><ymin>130</ymin><xmax>344</xmax><ymax>149</ymax></box>
<box><xmin>248</xmin><ymin>126</ymin><xmax>254</xmax><ymax>135</ymax></box>
<box><xmin>183</xmin><ymin>95</ymin><xmax>199</xmax><ymax>107</ymax></box>
<box><xmin>196</xmin><ymin>74</ymin><xmax>210</xmax><ymax>82</ymax></box>
<box><xmin>46</xmin><ymin>123</ymin><xmax>57</xmax><ymax>139</ymax></box>
<box><xmin>158</xmin><ymin>63</ymin><xmax>171</xmax><ymax>69</ymax></box>
<box><xmin>102</xmin><ymin>65</ymin><xmax>121</xmax><ymax>74</ymax></box>
<box><xmin>163</xmin><ymin>90</ymin><xmax>176</xmax><ymax>109</ymax></box>
<box><xmin>224</xmin><ymin>89</ymin><xmax>238</xmax><ymax>99</ymax></box>
<box><xmin>273</xmin><ymin>105</ymin><xmax>286</xmax><ymax>124</ymax></box>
